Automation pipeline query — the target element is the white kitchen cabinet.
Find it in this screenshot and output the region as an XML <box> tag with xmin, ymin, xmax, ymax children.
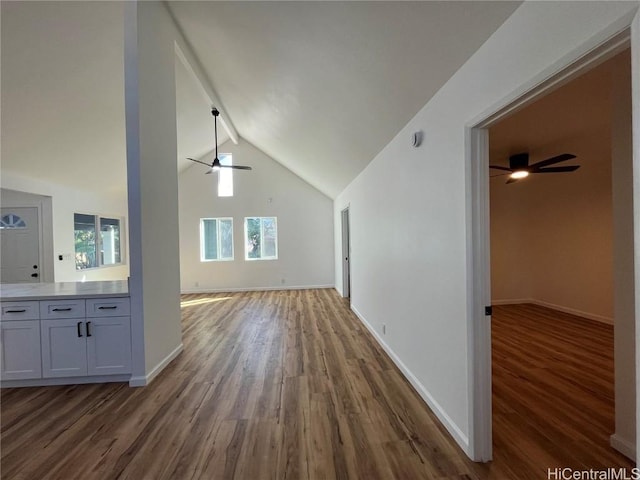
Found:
<box><xmin>1</xmin><ymin>288</ymin><xmax>131</xmax><ymax>387</ymax></box>
<box><xmin>1</xmin><ymin>300</ymin><xmax>42</xmax><ymax>380</ymax></box>
<box><xmin>86</xmin><ymin>316</ymin><xmax>131</xmax><ymax>375</ymax></box>
<box><xmin>41</xmin><ymin>298</ymin><xmax>131</xmax><ymax>379</ymax></box>
<box><xmin>41</xmin><ymin>318</ymin><xmax>88</xmax><ymax>377</ymax></box>
<box><xmin>1</xmin><ymin>320</ymin><xmax>42</xmax><ymax>380</ymax></box>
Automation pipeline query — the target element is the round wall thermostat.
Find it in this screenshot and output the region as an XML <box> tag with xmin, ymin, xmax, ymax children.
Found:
<box><xmin>411</xmin><ymin>131</ymin><xmax>423</xmax><ymax>148</ymax></box>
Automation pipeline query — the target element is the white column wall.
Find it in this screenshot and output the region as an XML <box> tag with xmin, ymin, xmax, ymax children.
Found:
<box><xmin>124</xmin><ymin>1</ymin><xmax>183</xmax><ymax>384</ymax></box>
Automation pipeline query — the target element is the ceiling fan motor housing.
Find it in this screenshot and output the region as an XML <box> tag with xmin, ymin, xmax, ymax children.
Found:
<box><xmin>509</xmin><ymin>153</ymin><xmax>529</xmax><ymax>170</ymax></box>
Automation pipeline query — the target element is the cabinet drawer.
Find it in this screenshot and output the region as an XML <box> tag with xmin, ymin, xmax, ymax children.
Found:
<box><xmin>86</xmin><ymin>297</ymin><xmax>130</xmax><ymax>317</ymax></box>
<box><xmin>1</xmin><ymin>301</ymin><xmax>40</xmax><ymax>321</ymax></box>
<box><xmin>40</xmin><ymin>299</ymin><xmax>85</xmax><ymax>319</ymax></box>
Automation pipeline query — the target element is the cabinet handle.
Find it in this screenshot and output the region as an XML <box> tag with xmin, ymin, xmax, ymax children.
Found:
<box><xmin>86</xmin><ymin>321</ymin><xmax>92</xmax><ymax>337</ymax></box>
<box><xmin>77</xmin><ymin>321</ymin><xmax>83</xmax><ymax>337</ymax></box>
<box><xmin>5</xmin><ymin>309</ymin><xmax>26</xmax><ymax>313</ymax></box>
<box><xmin>97</xmin><ymin>306</ymin><xmax>117</xmax><ymax>310</ymax></box>
<box><xmin>52</xmin><ymin>307</ymin><xmax>72</xmax><ymax>312</ymax></box>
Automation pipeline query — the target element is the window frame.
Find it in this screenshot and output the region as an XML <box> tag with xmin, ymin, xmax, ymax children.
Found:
<box><xmin>200</xmin><ymin>217</ymin><xmax>234</xmax><ymax>262</ymax></box>
<box><xmin>74</xmin><ymin>213</ymin><xmax>125</xmax><ymax>271</ymax></box>
<box><xmin>244</xmin><ymin>216</ymin><xmax>278</xmax><ymax>261</ymax></box>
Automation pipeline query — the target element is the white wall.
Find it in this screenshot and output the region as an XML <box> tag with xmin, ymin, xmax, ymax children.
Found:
<box><xmin>1</xmin><ymin>174</ymin><xmax>129</xmax><ymax>282</ymax></box>
<box><xmin>124</xmin><ymin>1</ymin><xmax>184</xmax><ymax>384</ymax></box>
<box><xmin>334</xmin><ymin>1</ymin><xmax>639</xmax><ymax>456</ymax></box>
<box><xmin>179</xmin><ymin>138</ymin><xmax>334</xmax><ymax>292</ymax></box>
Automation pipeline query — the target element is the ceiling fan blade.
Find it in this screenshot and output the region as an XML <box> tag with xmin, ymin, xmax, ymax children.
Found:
<box><xmin>223</xmin><ymin>165</ymin><xmax>252</xmax><ymax>170</ymax></box>
<box><xmin>489</xmin><ymin>165</ymin><xmax>513</xmax><ymax>171</ymax></box>
<box><xmin>534</xmin><ymin>165</ymin><xmax>580</xmax><ymax>173</ymax></box>
<box><xmin>490</xmin><ymin>173</ymin><xmax>510</xmax><ymax>178</ymax></box>
<box><xmin>506</xmin><ymin>177</ymin><xmax>523</xmax><ymax>184</ymax></box>
<box><xmin>187</xmin><ymin>157</ymin><xmax>213</xmax><ymax>168</ymax></box>
<box><xmin>529</xmin><ymin>153</ymin><xmax>576</xmax><ymax>169</ymax></box>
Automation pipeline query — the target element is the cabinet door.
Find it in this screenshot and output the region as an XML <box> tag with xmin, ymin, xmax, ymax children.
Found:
<box><xmin>86</xmin><ymin>316</ymin><xmax>131</xmax><ymax>375</ymax></box>
<box><xmin>41</xmin><ymin>319</ymin><xmax>87</xmax><ymax>377</ymax></box>
<box><xmin>1</xmin><ymin>320</ymin><xmax>42</xmax><ymax>380</ymax></box>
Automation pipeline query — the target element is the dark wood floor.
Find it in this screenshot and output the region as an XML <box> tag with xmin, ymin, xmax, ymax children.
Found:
<box><xmin>489</xmin><ymin>303</ymin><xmax>634</xmax><ymax>479</ymax></box>
<box><xmin>1</xmin><ymin>291</ymin><xmax>634</xmax><ymax>479</ymax></box>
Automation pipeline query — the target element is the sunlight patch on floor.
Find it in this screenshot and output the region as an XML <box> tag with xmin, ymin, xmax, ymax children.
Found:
<box><xmin>180</xmin><ymin>297</ymin><xmax>232</xmax><ymax>308</ymax></box>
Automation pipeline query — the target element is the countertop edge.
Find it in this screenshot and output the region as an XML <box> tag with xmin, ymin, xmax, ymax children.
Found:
<box><xmin>0</xmin><ymin>281</ymin><xmax>130</xmax><ymax>302</ymax></box>
<box><xmin>1</xmin><ymin>292</ymin><xmax>130</xmax><ymax>302</ymax></box>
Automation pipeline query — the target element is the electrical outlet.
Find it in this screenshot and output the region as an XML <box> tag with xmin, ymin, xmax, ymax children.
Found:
<box><xmin>281</xmin><ymin>278</ymin><xmax>285</xmax><ymax>284</ymax></box>
<box><xmin>194</xmin><ymin>281</ymin><xmax>199</xmax><ymax>287</ymax></box>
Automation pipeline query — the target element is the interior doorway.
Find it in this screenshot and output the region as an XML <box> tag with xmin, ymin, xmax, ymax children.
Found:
<box><xmin>467</xmin><ymin>27</ymin><xmax>637</xmax><ymax>464</ymax></box>
<box><xmin>486</xmin><ymin>48</ymin><xmax>634</xmax><ymax>470</ymax></box>
<box><xmin>341</xmin><ymin>207</ymin><xmax>351</xmax><ymax>300</ymax></box>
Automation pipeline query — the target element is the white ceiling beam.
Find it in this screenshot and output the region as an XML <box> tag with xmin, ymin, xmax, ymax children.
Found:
<box><xmin>167</xmin><ymin>4</ymin><xmax>239</xmax><ymax>145</ymax></box>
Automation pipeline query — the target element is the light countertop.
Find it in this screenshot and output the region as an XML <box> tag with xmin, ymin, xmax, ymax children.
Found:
<box><xmin>0</xmin><ymin>280</ymin><xmax>129</xmax><ymax>301</ymax></box>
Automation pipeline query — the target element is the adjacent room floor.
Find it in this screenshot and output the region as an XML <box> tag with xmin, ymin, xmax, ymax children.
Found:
<box><xmin>1</xmin><ymin>291</ymin><xmax>635</xmax><ymax>479</ymax></box>
<box><xmin>490</xmin><ymin>303</ymin><xmax>635</xmax><ymax>478</ymax></box>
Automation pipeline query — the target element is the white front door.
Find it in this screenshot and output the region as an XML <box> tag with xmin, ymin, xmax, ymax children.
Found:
<box><xmin>0</xmin><ymin>207</ymin><xmax>41</xmax><ymax>283</ymax></box>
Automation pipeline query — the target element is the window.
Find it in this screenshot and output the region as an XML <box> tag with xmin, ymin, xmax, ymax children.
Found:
<box><xmin>218</xmin><ymin>153</ymin><xmax>233</xmax><ymax>197</ymax></box>
<box><xmin>100</xmin><ymin>217</ymin><xmax>122</xmax><ymax>265</ymax></box>
<box><xmin>74</xmin><ymin>213</ymin><xmax>123</xmax><ymax>270</ymax></box>
<box><xmin>200</xmin><ymin>218</ymin><xmax>234</xmax><ymax>261</ymax></box>
<box><xmin>0</xmin><ymin>213</ymin><xmax>27</xmax><ymax>229</ymax></box>
<box><xmin>245</xmin><ymin>217</ymin><xmax>277</xmax><ymax>260</ymax></box>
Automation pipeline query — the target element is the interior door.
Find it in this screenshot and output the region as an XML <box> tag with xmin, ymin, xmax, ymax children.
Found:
<box><xmin>341</xmin><ymin>207</ymin><xmax>351</xmax><ymax>299</ymax></box>
<box><xmin>0</xmin><ymin>207</ymin><xmax>41</xmax><ymax>283</ymax></box>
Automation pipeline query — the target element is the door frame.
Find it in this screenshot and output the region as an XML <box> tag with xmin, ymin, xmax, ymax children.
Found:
<box><xmin>341</xmin><ymin>206</ymin><xmax>351</xmax><ymax>299</ymax></box>
<box><xmin>465</xmin><ymin>22</ymin><xmax>637</xmax><ymax>461</ymax></box>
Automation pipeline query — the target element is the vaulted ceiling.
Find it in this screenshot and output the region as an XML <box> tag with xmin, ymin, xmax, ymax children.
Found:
<box><xmin>1</xmin><ymin>1</ymin><xmax>522</xmax><ymax>199</ymax></box>
<box><xmin>168</xmin><ymin>1</ymin><xmax>520</xmax><ymax>197</ymax></box>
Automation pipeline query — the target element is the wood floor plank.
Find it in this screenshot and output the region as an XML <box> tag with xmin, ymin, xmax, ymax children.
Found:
<box><xmin>1</xmin><ymin>292</ymin><xmax>635</xmax><ymax>479</ymax></box>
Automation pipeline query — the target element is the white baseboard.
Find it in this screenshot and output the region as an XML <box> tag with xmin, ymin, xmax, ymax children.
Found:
<box><xmin>492</xmin><ymin>298</ymin><xmax>613</xmax><ymax>324</ymax></box>
<box><xmin>350</xmin><ymin>305</ymin><xmax>471</xmax><ymax>457</ymax></box>
<box><xmin>610</xmin><ymin>433</ymin><xmax>636</xmax><ymax>461</ymax></box>
<box><xmin>181</xmin><ymin>284</ymin><xmax>334</xmax><ymax>294</ymax></box>
<box><xmin>129</xmin><ymin>343</ymin><xmax>183</xmax><ymax>387</ymax></box>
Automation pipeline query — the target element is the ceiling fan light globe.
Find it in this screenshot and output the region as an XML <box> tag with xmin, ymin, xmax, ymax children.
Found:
<box><xmin>510</xmin><ymin>170</ymin><xmax>529</xmax><ymax>179</ymax></box>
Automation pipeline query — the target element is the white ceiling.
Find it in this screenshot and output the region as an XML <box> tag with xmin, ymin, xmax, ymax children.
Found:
<box><xmin>1</xmin><ymin>1</ymin><xmax>522</xmax><ymax>199</ymax></box>
<box><xmin>168</xmin><ymin>1</ymin><xmax>521</xmax><ymax>197</ymax></box>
